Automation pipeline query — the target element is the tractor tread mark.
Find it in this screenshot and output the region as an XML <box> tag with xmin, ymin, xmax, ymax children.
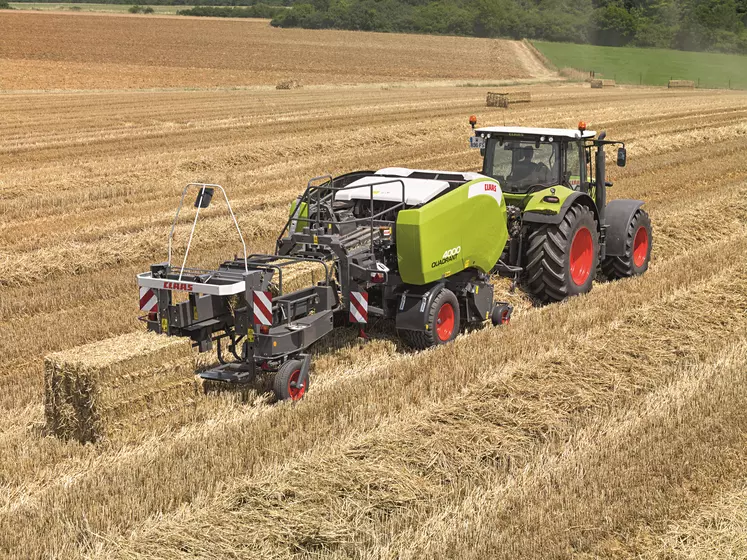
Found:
<box><xmin>601</xmin><ymin>208</ymin><xmax>652</xmax><ymax>279</ymax></box>
<box><xmin>524</xmin><ymin>204</ymin><xmax>599</xmax><ymax>304</ymax></box>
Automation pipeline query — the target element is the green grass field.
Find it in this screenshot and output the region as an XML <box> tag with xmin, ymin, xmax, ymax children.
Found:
<box><xmin>8</xmin><ymin>3</ymin><xmax>195</xmax><ymax>13</ymax></box>
<box><xmin>534</xmin><ymin>41</ymin><xmax>747</xmax><ymax>90</ymax></box>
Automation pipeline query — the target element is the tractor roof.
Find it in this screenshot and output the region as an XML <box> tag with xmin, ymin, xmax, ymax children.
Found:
<box><xmin>475</xmin><ymin>126</ymin><xmax>596</xmax><ymax>139</ymax></box>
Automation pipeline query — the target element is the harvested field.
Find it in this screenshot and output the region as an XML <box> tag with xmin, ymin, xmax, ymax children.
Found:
<box><xmin>0</xmin><ymin>12</ymin><xmax>538</xmax><ymax>91</ymax></box>
<box><xmin>1</xmin><ymin>18</ymin><xmax>747</xmax><ymax>557</ymax></box>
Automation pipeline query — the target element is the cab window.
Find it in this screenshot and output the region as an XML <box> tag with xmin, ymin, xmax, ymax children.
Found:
<box><xmin>565</xmin><ymin>141</ymin><xmax>583</xmax><ymax>191</ymax></box>
<box><xmin>487</xmin><ymin>140</ymin><xmax>559</xmax><ymax>193</ymax></box>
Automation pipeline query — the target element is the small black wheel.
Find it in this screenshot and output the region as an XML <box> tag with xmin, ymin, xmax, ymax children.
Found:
<box><xmin>273</xmin><ymin>359</ymin><xmax>309</xmax><ymax>402</ymax></box>
<box><xmin>400</xmin><ymin>288</ymin><xmax>460</xmax><ymax>350</ymax></box>
<box><xmin>601</xmin><ymin>209</ymin><xmax>652</xmax><ymax>280</ymax></box>
<box><xmin>491</xmin><ymin>303</ymin><xmax>513</xmax><ymax>326</ymax></box>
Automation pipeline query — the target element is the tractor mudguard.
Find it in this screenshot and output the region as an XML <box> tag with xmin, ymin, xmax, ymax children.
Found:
<box><xmin>395</xmin><ymin>283</ymin><xmax>446</xmax><ymax>332</ymax></box>
<box><xmin>522</xmin><ymin>191</ymin><xmax>599</xmax><ymax>226</ymax></box>
<box><xmin>604</xmin><ymin>199</ymin><xmax>645</xmax><ymax>256</ymax></box>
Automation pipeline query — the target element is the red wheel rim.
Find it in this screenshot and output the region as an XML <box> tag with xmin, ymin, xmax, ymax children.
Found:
<box><xmin>436</xmin><ymin>302</ymin><xmax>455</xmax><ymax>341</ymax></box>
<box><xmin>633</xmin><ymin>226</ymin><xmax>649</xmax><ymax>268</ymax></box>
<box><xmin>501</xmin><ymin>309</ymin><xmax>510</xmax><ymax>324</ymax></box>
<box><xmin>288</xmin><ymin>369</ymin><xmax>305</xmax><ymax>401</ymax></box>
<box><xmin>569</xmin><ymin>226</ymin><xmax>593</xmax><ymax>286</ymax></box>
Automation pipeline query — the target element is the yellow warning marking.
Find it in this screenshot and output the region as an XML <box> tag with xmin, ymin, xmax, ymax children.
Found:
<box><xmin>246</xmin><ymin>327</ymin><xmax>254</xmax><ymax>343</ymax></box>
<box><xmin>475</xmin><ymin>285</ymin><xmax>479</xmax><ymax>294</ymax></box>
<box><xmin>161</xmin><ymin>318</ymin><xmax>168</xmax><ymax>332</ymax></box>
<box><xmin>313</xmin><ymin>235</ymin><xmax>318</xmax><ymax>244</ymax></box>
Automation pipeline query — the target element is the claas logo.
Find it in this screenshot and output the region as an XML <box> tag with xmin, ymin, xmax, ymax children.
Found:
<box><xmin>163</xmin><ymin>281</ymin><xmax>193</xmax><ymax>291</ymax></box>
<box><xmin>484</xmin><ymin>183</ymin><xmax>497</xmax><ymax>192</ymax></box>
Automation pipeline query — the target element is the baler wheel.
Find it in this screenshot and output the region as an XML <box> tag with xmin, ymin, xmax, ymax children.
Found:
<box><xmin>524</xmin><ymin>204</ymin><xmax>599</xmax><ymax>304</ymax></box>
<box><xmin>273</xmin><ymin>359</ymin><xmax>309</xmax><ymax>402</ymax></box>
<box><xmin>400</xmin><ymin>288</ymin><xmax>461</xmax><ymax>350</ymax></box>
<box><xmin>601</xmin><ymin>209</ymin><xmax>652</xmax><ymax>280</ymax></box>
<box><xmin>491</xmin><ymin>303</ymin><xmax>512</xmax><ymax>326</ymax></box>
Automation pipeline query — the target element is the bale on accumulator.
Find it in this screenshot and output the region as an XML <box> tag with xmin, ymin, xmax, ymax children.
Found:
<box><xmin>44</xmin><ymin>331</ymin><xmax>197</xmax><ymax>443</ymax></box>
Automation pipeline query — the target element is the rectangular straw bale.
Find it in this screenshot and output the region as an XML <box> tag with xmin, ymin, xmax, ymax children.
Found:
<box><xmin>591</xmin><ymin>79</ymin><xmax>615</xmax><ymax>88</ymax></box>
<box><xmin>44</xmin><ymin>331</ymin><xmax>196</xmax><ymax>443</ymax></box>
<box><xmin>486</xmin><ymin>91</ymin><xmax>530</xmax><ymax>107</ymax></box>
<box><xmin>486</xmin><ymin>92</ymin><xmax>509</xmax><ymax>107</ymax></box>
<box><xmin>506</xmin><ymin>91</ymin><xmax>531</xmax><ymax>103</ymax></box>
<box><xmin>668</xmin><ymin>79</ymin><xmax>695</xmax><ymax>89</ymax></box>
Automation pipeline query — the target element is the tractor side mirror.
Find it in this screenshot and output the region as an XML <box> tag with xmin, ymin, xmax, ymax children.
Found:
<box><xmin>617</xmin><ymin>147</ymin><xmax>627</xmax><ymax>167</ymax></box>
<box><xmin>194</xmin><ymin>187</ymin><xmax>214</xmax><ymax>208</ymax></box>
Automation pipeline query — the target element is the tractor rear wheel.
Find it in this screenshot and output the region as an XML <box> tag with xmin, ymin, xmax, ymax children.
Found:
<box><xmin>524</xmin><ymin>204</ymin><xmax>599</xmax><ymax>304</ymax></box>
<box><xmin>400</xmin><ymin>288</ymin><xmax>460</xmax><ymax>350</ymax></box>
<box><xmin>273</xmin><ymin>359</ymin><xmax>309</xmax><ymax>402</ymax></box>
<box><xmin>601</xmin><ymin>209</ymin><xmax>652</xmax><ymax>280</ymax></box>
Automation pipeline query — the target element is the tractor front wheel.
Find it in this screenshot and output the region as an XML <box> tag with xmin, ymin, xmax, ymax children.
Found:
<box><xmin>601</xmin><ymin>209</ymin><xmax>652</xmax><ymax>280</ymax></box>
<box><xmin>400</xmin><ymin>288</ymin><xmax>461</xmax><ymax>350</ymax></box>
<box><xmin>273</xmin><ymin>359</ymin><xmax>309</xmax><ymax>402</ymax></box>
<box><xmin>524</xmin><ymin>204</ymin><xmax>599</xmax><ymax>304</ymax></box>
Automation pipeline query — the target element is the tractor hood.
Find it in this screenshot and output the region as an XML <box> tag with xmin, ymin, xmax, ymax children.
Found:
<box><xmin>334</xmin><ymin>168</ymin><xmax>487</xmax><ymax>206</ymax></box>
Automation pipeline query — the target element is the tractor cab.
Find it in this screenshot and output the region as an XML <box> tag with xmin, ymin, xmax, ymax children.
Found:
<box><xmin>472</xmin><ymin>126</ymin><xmax>597</xmax><ymax>194</ymax></box>
<box><xmin>468</xmin><ymin>118</ymin><xmax>650</xmax><ymax>305</ymax></box>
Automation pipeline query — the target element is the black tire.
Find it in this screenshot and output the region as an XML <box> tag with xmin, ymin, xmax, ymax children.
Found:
<box><xmin>273</xmin><ymin>359</ymin><xmax>309</xmax><ymax>402</ymax></box>
<box><xmin>399</xmin><ymin>288</ymin><xmax>460</xmax><ymax>350</ymax></box>
<box><xmin>601</xmin><ymin>209</ymin><xmax>652</xmax><ymax>280</ymax></box>
<box><xmin>491</xmin><ymin>303</ymin><xmax>513</xmax><ymax>326</ymax></box>
<box><xmin>524</xmin><ymin>204</ymin><xmax>599</xmax><ymax>304</ymax></box>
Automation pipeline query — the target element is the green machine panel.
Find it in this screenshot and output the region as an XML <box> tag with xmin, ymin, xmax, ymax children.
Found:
<box><xmin>396</xmin><ymin>178</ymin><xmax>508</xmax><ymax>285</ymax></box>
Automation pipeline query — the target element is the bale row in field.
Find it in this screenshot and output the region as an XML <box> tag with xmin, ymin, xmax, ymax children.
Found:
<box><xmin>486</xmin><ymin>91</ymin><xmax>531</xmax><ymax>108</ymax></box>
<box><xmin>668</xmin><ymin>79</ymin><xmax>696</xmax><ymax>89</ymax></box>
<box><xmin>591</xmin><ymin>79</ymin><xmax>616</xmax><ymax>88</ymax></box>
<box><xmin>44</xmin><ymin>331</ymin><xmax>198</xmax><ymax>443</ymax></box>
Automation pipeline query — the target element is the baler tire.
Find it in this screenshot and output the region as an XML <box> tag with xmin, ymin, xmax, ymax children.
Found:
<box><xmin>601</xmin><ymin>209</ymin><xmax>652</xmax><ymax>280</ymax></box>
<box><xmin>273</xmin><ymin>359</ymin><xmax>309</xmax><ymax>402</ymax></box>
<box><xmin>524</xmin><ymin>204</ymin><xmax>599</xmax><ymax>304</ymax></box>
<box><xmin>400</xmin><ymin>288</ymin><xmax>460</xmax><ymax>350</ymax></box>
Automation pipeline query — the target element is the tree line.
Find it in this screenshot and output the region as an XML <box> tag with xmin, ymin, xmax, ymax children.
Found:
<box><xmin>177</xmin><ymin>3</ymin><xmax>285</xmax><ymax>16</ymax></box>
<box><xmin>8</xmin><ymin>0</ymin><xmax>292</xmax><ymax>5</ymax></box>
<box><xmin>270</xmin><ymin>0</ymin><xmax>747</xmax><ymax>54</ymax></box>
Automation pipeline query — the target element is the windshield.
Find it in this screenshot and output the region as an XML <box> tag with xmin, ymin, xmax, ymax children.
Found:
<box><xmin>485</xmin><ymin>139</ymin><xmax>560</xmax><ymax>192</ymax></box>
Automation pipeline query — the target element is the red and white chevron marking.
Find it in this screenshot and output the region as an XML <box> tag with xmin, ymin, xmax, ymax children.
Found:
<box><xmin>349</xmin><ymin>290</ymin><xmax>368</xmax><ymax>324</ymax></box>
<box><xmin>253</xmin><ymin>291</ymin><xmax>273</xmax><ymax>326</ymax></box>
<box><xmin>139</xmin><ymin>287</ymin><xmax>158</xmax><ymax>312</ymax></box>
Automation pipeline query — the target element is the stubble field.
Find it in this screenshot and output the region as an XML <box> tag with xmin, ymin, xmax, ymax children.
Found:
<box><xmin>1</xmin><ymin>11</ymin><xmax>747</xmax><ymax>560</ymax></box>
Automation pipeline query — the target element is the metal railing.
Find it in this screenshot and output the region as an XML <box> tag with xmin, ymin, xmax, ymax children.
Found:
<box><xmin>276</xmin><ymin>174</ymin><xmax>407</xmax><ymax>256</ymax></box>
<box><xmin>168</xmin><ymin>183</ymin><xmax>249</xmax><ymax>281</ymax></box>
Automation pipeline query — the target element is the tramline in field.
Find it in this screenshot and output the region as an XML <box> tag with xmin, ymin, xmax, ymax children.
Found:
<box><xmin>137</xmin><ymin>119</ymin><xmax>652</xmax><ymax>401</ymax></box>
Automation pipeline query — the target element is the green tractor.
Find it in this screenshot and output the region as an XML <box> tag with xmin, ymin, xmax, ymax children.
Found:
<box><xmin>469</xmin><ymin>119</ymin><xmax>652</xmax><ymax>302</ymax></box>
<box><xmin>139</xmin><ymin>121</ymin><xmax>651</xmax><ymax>400</ymax></box>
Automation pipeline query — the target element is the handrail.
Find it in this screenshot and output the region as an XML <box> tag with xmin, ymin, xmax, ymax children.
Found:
<box><xmin>168</xmin><ymin>183</ymin><xmax>249</xmax><ymax>281</ymax></box>
<box><xmin>276</xmin><ymin>174</ymin><xmax>407</xmax><ymax>252</ymax></box>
